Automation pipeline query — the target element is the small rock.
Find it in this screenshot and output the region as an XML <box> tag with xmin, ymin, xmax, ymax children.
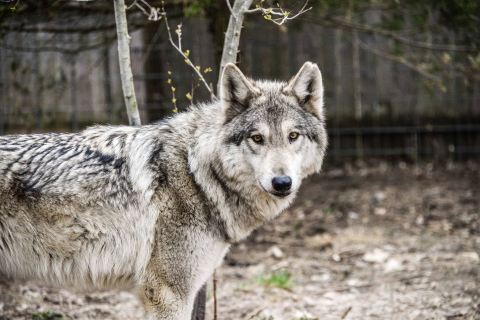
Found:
<box><xmin>268</xmin><ymin>245</ymin><xmax>284</xmax><ymax>259</ymax></box>
<box><xmin>311</xmin><ymin>273</ymin><xmax>331</xmax><ymax>282</ymax></box>
<box><xmin>305</xmin><ymin>234</ymin><xmax>333</xmax><ymax>250</ymax></box>
<box><xmin>293</xmin><ymin>309</ymin><xmax>315</xmax><ymax>319</ymax></box>
<box><xmin>374</xmin><ymin>207</ymin><xmax>387</xmax><ymax>216</ymax></box>
<box><xmin>348</xmin><ymin>211</ymin><xmax>359</xmax><ymax>220</ymax></box>
<box><xmin>383</xmin><ymin>258</ymin><xmax>403</xmax><ymax>273</ymax></box>
<box><xmin>363</xmin><ymin>248</ymin><xmax>389</xmax><ymax>263</ymax></box>
<box><xmin>331</xmin><ymin>253</ymin><xmax>341</xmax><ymax>262</ymax></box>
<box><xmin>347</xmin><ymin>278</ymin><xmax>362</xmax><ymax>287</ymax></box>
<box><xmin>372</xmin><ymin>191</ymin><xmax>386</xmax><ymax>204</ymax></box>
<box><xmin>416</xmin><ymin>215</ymin><xmax>425</xmax><ymax>225</ymax></box>
<box><xmin>15</xmin><ymin>303</ymin><xmax>28</xmax><ymax>312</ymax></box>
<box><xmin>410</xmin><ymin>310</ymin><xmax>423</xmax><ymax>319</ymax></box>
<box><xmin>260</xmin><ymin>309</ymin><xmax>275</xmax><ymax>319</ymax></box>
<box><xmin>459</xmin><ymin>251</ymin><xmax>480</xmax><ymax>262</ymax></box>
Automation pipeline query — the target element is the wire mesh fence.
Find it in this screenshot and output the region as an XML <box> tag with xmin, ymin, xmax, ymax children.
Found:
<box><xmin>0</xmin><ymin>14</ymin><xmax>479</xmax><ymax>161</ymax></box>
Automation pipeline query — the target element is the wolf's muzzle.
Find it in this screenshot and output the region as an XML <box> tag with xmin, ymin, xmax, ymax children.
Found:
<box><xmin>271</xmin><ymin>175</ymin><xmax>292</xmax><ymax>197</ymax></box>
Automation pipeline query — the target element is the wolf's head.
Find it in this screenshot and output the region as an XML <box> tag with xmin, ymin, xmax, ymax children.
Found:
<box><xmin>217</xmin><ymin>62</ymin><xmax>327</xmax><ymax>201</ymax></box>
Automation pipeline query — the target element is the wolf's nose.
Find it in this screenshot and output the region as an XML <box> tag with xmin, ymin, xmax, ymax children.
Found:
<box><xmin>272</xmin><ymin>176</ymin><xmax>292</xmax><ymax>192</ymax></box>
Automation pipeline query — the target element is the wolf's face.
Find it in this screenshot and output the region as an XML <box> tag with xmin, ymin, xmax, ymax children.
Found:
<box><xmin>218</xmin><ymin>62</ymin><xmax>327</xmax><ymax>200</ymax></box>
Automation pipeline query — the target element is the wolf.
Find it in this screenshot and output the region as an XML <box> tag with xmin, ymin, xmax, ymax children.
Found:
<box><xmin>0</xmin><ymin>62</ymin><xmax>327</xmax><ymax>319</ymax></box>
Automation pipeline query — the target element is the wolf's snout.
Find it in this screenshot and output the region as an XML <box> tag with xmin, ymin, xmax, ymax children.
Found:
<box><xmin>271</xmin><ymin>176</ymin><xmax>292</xmax><ymax>193</ymax></box>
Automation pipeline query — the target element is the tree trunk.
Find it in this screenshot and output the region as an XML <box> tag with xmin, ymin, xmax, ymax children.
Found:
<box><xmin>113</xmin><ymin>0</ymin><xmax>141</xmax><ymax>126</ymax></box>
<box><xmin>217</xmin><ymin>0</ymin><xmax>254</xmax><ymax>93</ymax></box>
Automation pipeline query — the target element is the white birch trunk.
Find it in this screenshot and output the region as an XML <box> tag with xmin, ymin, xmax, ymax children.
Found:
<box><xmin>217</xmin><ymin>0</ymin><xmax>254</xmax><ymax>93</ymax></box>
<box><xmin>113</xmin><ymin>0</ymin><xmax>141</xmax><ymax>126</ymax></box>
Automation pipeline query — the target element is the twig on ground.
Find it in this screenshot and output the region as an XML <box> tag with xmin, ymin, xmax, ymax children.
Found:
<box><xmin>244</xmin><ymin>306</ymin><xmax>266</xmax><ymax>319</ymax></box>
<box><xmin>341</xmin><ymin>306</ymin><xmax>352</xmax><ymax>319</ymax></box>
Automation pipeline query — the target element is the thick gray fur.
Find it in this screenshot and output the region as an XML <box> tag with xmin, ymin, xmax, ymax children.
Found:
<box><xmin>0</xmin><ymin>62</ymin><xmax>327</xmax><ymax>319</ymax></box>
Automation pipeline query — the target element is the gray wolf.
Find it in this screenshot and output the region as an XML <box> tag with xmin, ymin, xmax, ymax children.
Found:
<box><xmin>0</xmin><ymin>62</ymin><xmax>327</xmax><ymax>319</ymax></box>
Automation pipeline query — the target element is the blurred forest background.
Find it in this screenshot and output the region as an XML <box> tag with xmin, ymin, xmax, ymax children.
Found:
<box><xmin>0</xmin><ymin>0</ymin><xmax>479</xmax><ymax>162</ymax></box>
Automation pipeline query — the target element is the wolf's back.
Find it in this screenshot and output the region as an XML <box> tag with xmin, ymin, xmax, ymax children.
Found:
<box><xmin>0</xmin><ymin>128</ymin><xmax>135</xmax><ymax>204</ymax></box>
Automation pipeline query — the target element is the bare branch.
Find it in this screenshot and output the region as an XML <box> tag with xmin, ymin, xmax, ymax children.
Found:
<box><xmin>127</xmin><ymin>0</ymin><xmax>162</xmax><ymax>21</ymax></box>
<box><xmin>161</xmin><ymin>8</ymin><xmax>215</xmax><ymax>98</ymax></box>
<box><xmin>166</xmin><ymin>70</ymin><xmax>179</xmax><ymax>113</ymax></box>
<box><xmin>246</xmin><ymin>0</ymin><xmax>311</xmax><ymax>26</ymax></box>
<box><xmin>225</xmin><ymin>0</ymin><xmax>237</xmax><ymax>19</ymax></box>
<box><xmin>127</xmin><ymin>0</ymin><xmax>148</xmax><ymax>16</ymax></box>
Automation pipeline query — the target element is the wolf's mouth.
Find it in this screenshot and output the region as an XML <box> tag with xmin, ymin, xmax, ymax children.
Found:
<box><xmin>259</xmin><ymin>182</ymin><xmax>291</xmax><ymax>198</ymax></box>
<box><xmin>270</xmin><ymin>191</ymin><xmax>291</xmax><ymax>198</ymax></box>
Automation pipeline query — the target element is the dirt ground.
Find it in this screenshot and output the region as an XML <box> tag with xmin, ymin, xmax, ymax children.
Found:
<box><xmin>1</xmin><ymin>162</ymin><xmax>479</xmax><ymax>320</ymax></box>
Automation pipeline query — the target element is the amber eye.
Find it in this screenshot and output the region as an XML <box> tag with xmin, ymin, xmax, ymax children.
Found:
<box><xmin>289</xmin><ymin>132</ymin><xmax>300</xmax><ymax>142</ymax></box>
<box><xmin>251</xmin><ymin>134</ymin><xmax>264</xmax><ymax>144</ymax></box>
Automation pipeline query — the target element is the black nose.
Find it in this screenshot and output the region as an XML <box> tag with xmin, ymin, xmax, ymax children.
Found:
<box><xmin>271</xmin><ymin>176</ymin><xmax>292</xmax><ymax>193</ymax></box>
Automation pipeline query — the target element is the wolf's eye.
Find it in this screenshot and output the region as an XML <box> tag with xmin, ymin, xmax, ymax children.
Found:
<box><xmin>289</xmin><ymin>132</ymin><xmax>300</xmax><ymax>142</ymax></box>
<box><xmin>251</xmin><ymin>134</ymin><xmax>264</xmax><ymax>144</ymax></box>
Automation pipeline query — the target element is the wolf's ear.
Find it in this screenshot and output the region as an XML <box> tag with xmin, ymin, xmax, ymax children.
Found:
<box><xmin>284</xmin><ymin>62</ymin><xmax>324</xmax><ymax>119</ymax></box>
<box><xmin>220</xmin><ymin>63</ymin><xmax>260</xmax><ymax>122</ymax></box>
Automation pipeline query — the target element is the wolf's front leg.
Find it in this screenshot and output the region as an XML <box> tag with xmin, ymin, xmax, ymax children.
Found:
<box><xmin>139</xmin><ymin>247</ymin><xmax>198</xmax><ymax>320</ymax></box>
<box><xmin>140</xmin><ymin>282</ymin><xmax>195</xmax><ymax>320</ymax></box>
